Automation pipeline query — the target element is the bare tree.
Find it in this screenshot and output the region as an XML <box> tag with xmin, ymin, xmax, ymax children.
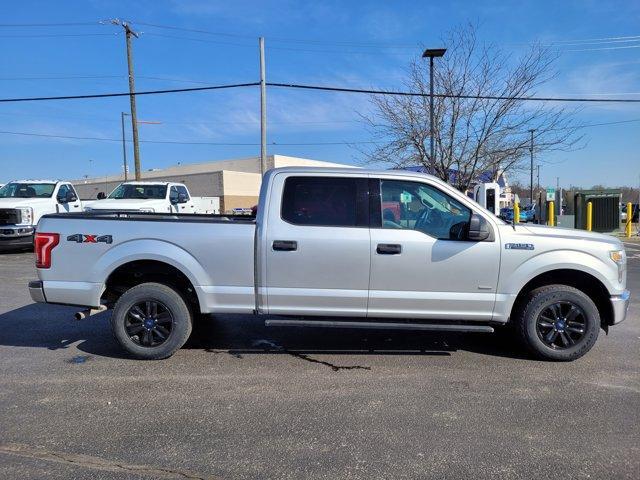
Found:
<box><xmin>360</xmin><ymin>24</ymin><xmax>582</xmax><ymax>192</ymax></box>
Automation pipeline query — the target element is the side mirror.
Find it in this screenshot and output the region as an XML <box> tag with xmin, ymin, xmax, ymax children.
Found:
<box><xmin>97</xmin><ymin>192</ymin><xmax>106</xmax><ymax>200</ymax></box>
<box><xmin>66</xmin><ymin>191</ymin><xmax>78</xmax><ymax>203</ymax></box>
<box><xmin>177</xmin><ymin>193</ymin><xmax>188</xmax><ymax>204</ymax></box>
<box><xmin>467</xmin><ymin>213</ymin><xmax>491</xmax><ymax>241</ymax></box>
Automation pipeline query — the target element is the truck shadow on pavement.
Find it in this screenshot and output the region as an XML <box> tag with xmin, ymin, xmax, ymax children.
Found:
<box><xmin>0</xmin><ymin>303</ymin><xmax>531</xmax><ymax>363</ymax></box>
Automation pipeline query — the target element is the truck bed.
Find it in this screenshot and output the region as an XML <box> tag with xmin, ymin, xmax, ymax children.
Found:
<box><xmin>36</xmin><ymin>211</ymin><xmax>258</xmax><ymax>312</ymax></box>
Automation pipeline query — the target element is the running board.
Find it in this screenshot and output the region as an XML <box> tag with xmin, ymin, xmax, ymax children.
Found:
<box><xmin>264</xmin><ymin>319</ymin><xmax>494</xmax><ymax>333</ymax></box>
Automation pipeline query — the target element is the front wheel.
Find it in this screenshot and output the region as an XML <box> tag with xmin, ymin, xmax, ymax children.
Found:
<box><xmin>515</xmin><ymin>285</ymin><xmax>600</xmax><ymax>361</ymax></box>
<box><xmin>111</xmin><ymin>282</ymin><xmax>192</xmax><ymax>360</ymax></box>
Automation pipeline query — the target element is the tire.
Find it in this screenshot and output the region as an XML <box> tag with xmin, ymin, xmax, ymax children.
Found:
<box><xmin>515</xmin><ymin>284</ymin><xmax>600</xmax><ymax>361</ymax></box>
<box><xmin>111</xmin><ymin>282</ymin><xmax>193</xmax><ymax>360</ymax></box>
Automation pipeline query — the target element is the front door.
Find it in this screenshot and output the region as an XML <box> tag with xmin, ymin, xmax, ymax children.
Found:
<box><xmin>264</xmin><ymin>173</ymin><xmax>371</xmax><ymax>316</ymax></box>
<box><xmin>368</xmin><ymin>178</ymin><xmax>501</xmax><ymax>321</ymax></box>
<box><xmin>56</xmin><ymin>184</ymin><xmax>82</xmax><ymax>213</ymax></box>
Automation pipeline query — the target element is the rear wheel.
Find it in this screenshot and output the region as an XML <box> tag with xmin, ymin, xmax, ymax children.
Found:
<box><xmin>111</xmin><ymin>282</ymin><xmax>192</xmax><ymax>360</ymax></box>
<box><xmin>515</xmin><ymin>285</ymin><xmax>600</xmax><ymax>361</ymax></box>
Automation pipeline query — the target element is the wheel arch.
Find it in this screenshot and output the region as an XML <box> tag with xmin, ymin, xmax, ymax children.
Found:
<box><xmin>510</xmin><ymin>269</ymin><xmax>612</xmax><ymax>329</ymax></box>
<box><xmin>104</xmin><ymin>259</ymin><xmax>202</xmax><ymax>314</ymax></box>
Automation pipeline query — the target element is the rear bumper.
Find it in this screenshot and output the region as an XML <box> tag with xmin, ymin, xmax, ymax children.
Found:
<box><xmin>610</xmin><ymin>290</ymin><xmax>630</xmax><ymax>325</ymax></box>
<box><xmin>29</xmin><ymin>280</ymin><xmax>46</xmax><ymax>303</ymax></box>
<box><xmin>28</xmin><ymin>279</ymin><xmax>103</xmax><ymax>308</ymax></box>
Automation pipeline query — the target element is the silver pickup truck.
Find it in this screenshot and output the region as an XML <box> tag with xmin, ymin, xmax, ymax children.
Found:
<box><xmin>29</xmin><ymin>167</ymin><xmax>629</xmax><ymax>361</ymax></box>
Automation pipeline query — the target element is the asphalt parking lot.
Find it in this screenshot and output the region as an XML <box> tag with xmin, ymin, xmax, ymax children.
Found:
<box><xmin>1</xmin><ymin>245</ymin><xmax>639</xmax><ymax>479</ymax></box>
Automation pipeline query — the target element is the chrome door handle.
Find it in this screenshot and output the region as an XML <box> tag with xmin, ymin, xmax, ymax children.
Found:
<box><xmin>376</xmin><ymin>243</ymin><xmax>402</xmax><ymax>255</ymax></box>
<box><xmin>273</xmin><ymin>240</ymin><xmax>298</xmax><ymax>251</ymax></box>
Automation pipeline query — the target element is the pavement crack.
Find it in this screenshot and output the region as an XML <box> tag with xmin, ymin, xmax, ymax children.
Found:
<box><xmin>0</xmin><ymin>443</ymin><xmax>217</xmax><ymax>479</ymax></box>
<box><xmin>288</xmin><ymin>351</ymin><xmax>371</xmax><ymax>371</ymax></box>
<box><xmin>252</xmin><ymin>339</ymin><xmax>371</xmax><ymax>371</ymax></box>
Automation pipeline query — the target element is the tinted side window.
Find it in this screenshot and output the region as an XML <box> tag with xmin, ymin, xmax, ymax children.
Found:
<box><xmin>169</xmin><ymin>186</ymin><xmax>179</xmax><ymax>202</ymax></box>
<box><xmin>56</xmin><ymin>184</ymin><xmax>69</xmax><ymax>200</ymax></box>
<box><xmin>380</xmin><ymin>180</ymin><xmax>471</xmax><ymax>240</ymax></box>
<box><xmin>176</xmin><ymin>185</ymin><xmax>190</xmax><ymax>199</ymax></box>
<box><xmin>281</xmin><ymin>176</ymin><xmax>368</xmax><ymax>227</ymax></box>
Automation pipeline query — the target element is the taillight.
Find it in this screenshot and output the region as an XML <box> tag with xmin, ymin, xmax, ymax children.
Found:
<box><xmin>35</xmin><ymin>232</ymin><xmax>59</xmax><ymax>269</ymax></box>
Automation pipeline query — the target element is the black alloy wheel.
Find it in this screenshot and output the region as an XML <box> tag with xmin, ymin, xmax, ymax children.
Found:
<box><xmin>125</xmin><ymin>300</ymin><xmax>174</xmax><ymax>347</ymax></box>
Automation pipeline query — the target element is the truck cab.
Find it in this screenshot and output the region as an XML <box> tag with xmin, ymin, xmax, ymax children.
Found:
<box><xmin>0</xmin><ymin>180</ymin><xmax>81</xmax><ymax>250</ymax></box>
<box><xmin>84</xmin><ymin>181</ymin><xmax>196</xmax><ymax>214</ymax></box>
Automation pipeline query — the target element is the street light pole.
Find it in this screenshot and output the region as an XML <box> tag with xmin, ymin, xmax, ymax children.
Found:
<box><xmin>422</xmin><ymin>48</ymin><xmax>446</xmax><ymax>169</ymax></box>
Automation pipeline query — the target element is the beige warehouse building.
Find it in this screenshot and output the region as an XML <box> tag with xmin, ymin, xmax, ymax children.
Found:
<box><xmin>73</xmin><ymin>155</ymin><xmax>354</xmax><ymax>212</ymax></box>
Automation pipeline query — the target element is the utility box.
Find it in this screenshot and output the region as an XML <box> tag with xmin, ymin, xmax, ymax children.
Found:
<box><xmin>574</xmin><ymin>189</ymin><xmax>621</xmax><ymax>232</ymax></box>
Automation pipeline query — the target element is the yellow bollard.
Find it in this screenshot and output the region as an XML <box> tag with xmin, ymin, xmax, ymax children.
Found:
<box><xmin>586</xmin><ymin>201</ymin><xmax>593</xmax><ymax>232</ymax></box>
<box><xmin>626</xmin><ymin>202</ymin><xmax>632</xmax><ymax>238</ymax></box>
<box><xmin>513</xmin><ymin>202</ymin><xmax>520</xmax><ymax>224</ymax></box>
<box><xmin>547</xmin><ymin>201</ymin><xmax>555</xmax><ymax>226</ymax></box>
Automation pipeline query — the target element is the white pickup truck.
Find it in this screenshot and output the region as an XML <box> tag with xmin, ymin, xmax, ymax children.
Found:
<box><xmin>29</xmin><ymin>167</ymin><xmax>629</xmax><ymax>361</ymax></box>
<box><xmin>83</xmin><ymin>181</ymin><xmax>196</xmax><ymax>214</ymax></box>
<box><xmin>0</xmin><ymin>180</ymin><xmax>82</xmax><ymax>250</ymax></box>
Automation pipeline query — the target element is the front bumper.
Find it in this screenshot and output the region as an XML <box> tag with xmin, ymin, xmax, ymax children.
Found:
<box><xmin>0</xmin><ymin>226</ymin><xmax>35</xmax><ymax>250</ymax></box>
<box><xmin>29</xmin><ymin>280</ymin><xmax>46</xmax><ymax>303</ymax></box>
<box><xmin>610</xmin><ymin>290</ymin><xmax>630</xmax><ymax>325</ymax></box>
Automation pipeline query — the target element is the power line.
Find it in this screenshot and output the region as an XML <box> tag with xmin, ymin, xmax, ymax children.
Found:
<box><xmin>0</xmin><ymin>33</ymin><xmax>119</xmax><ymax>38</ymax></box>
<box><xmin>0</xmin><ymin>109</ymin><xmax>360</xmax><ymax>126</ymax></box>
<box><xmin>1</xmin><ymin>80</ymin><xmax>639</xmax><ymax>104</ymax></box>
<box><xmin>0</xmin><ymin>129</ymin><xmax>375</xmax><ymax>146</ymax></box>
<box><xmin>131</xmin><ymin>20</ymin><xmax>417</xmax><ymax>48</ymax></box>
<box><xmin>0</xmin><ymin>82</ymin><xmax>260</xmax><ymax>103</ymax></box>
<box><xmin>142</xmin><ymin>32</ymin><xmax>411</xmax><ymax>55</ymax></box>
<box><xmin>567</xmin><ymin>44</ymin><xmax>640</xmax><ymax>52</ymax></box>
<box><xmin>0</xmin><ymin>74</ymin><xmax>125</xmax><ymax>81</ymax></box>
<box><xmin>0</xmin><ymin>22</ymin><xmax>100</xmax><ymax>27</ymax></box>
<box><xmin>267</xmin><ymin>82</ymin><xmax>640</xmax><ymax>103</ymax></box>
<box><xmin>540</xmin><ymin>34</ymin><xmax>640</xmax><ymax>45</ymax></box>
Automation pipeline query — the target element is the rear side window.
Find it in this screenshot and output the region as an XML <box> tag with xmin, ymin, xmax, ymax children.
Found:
<box><xmin>281</xmin><ymin>176</ymin><xmax>368</xmax><ymax>227</ymax></box>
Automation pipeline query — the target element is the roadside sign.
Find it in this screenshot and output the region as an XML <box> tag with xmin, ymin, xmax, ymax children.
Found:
<box><xmin>546</xmin><ymin>188</ymin><xmax>555</xmax><ymax>202</ymax></box>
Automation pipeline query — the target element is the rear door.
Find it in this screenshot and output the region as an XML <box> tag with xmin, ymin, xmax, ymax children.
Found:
<box><xmin>264</xmin><ymin>173</ymin><xmax>371</xmax><ymax>316</ymax></box>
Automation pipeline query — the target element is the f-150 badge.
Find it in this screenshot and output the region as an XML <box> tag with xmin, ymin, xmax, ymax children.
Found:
<box><xmin>67</xmin><ymin>234</ymin><xmax>113</xmax><ymax>244</ymax></box>
<box><xmin>505</xmin><ymin>243</ymin><xmax>534</xmax><ymax>250</ymax></box>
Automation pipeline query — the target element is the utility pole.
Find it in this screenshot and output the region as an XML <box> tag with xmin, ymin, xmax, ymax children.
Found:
<box><xmin>112</xmin><ymin>19</ymin><xmax>142</xmax><ymax>180</ymax></box>
<box><xmin>536</xmin><ymin>164</ymin><xmax>541</xmax><ymax>224</ymax></box>
<box><xmin>529</xmin><ymin>129</ymin><xmax>535</xmax><ymax>205</ymax></box>
<box><xmin>120</xmin><ymin>112</ymin><xmax>128</xmax><ymax>181</ymax></box>
<box><xmin>259</xmin><ymin>37</ymin><xmax>267</xmax><ymax>176</ymax></box>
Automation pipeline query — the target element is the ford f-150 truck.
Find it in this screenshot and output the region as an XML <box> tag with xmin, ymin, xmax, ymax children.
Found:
<box><xmin>0</xmin><ymin>180</ymin><xmax>82</xmax><ymax>250</ymax></box>
<box><xmin>29</xmin><ymin>167</ymin><xmax>629</xmax><ymax>361</ymax></box>
<box><xmin>83</xmin><ymin>181</ymin><xmax>196</xmax><ymax>214</ymax></box>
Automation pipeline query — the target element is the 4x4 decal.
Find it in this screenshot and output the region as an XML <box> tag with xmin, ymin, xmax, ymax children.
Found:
<box><xmin>67</xmin><ymin>234</ymin><xmax>113</xmax><ymax>244</ymax></box>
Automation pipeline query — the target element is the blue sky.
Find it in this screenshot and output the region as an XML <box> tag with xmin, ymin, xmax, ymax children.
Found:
<box><xmin>1</xmin><ymin>0</ymin><xmax>639</xmax><ymax>188</ymax></box>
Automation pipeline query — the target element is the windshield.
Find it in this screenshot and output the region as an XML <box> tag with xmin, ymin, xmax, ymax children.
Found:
<box><xmin>108</xmin><ymin>184</ymin><xmax>167</xmax><ymax>200</ymax></box>
<box><xmin>0</xmin><ymin>183</ymin><xmax>56</xmax><ymax>198</ymax></box>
